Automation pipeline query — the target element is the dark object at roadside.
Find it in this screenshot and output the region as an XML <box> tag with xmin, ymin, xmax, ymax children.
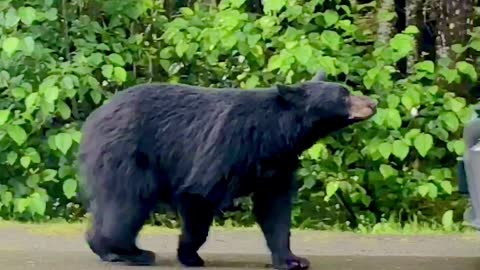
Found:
<box><xmin>457</xmin><ymin>105</ymin><xmax>480</xmax><ymax>230</ymax></box>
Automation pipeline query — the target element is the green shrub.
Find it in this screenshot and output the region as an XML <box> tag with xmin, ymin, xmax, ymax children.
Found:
<box><xmin>0</xmin><ymin>0</ymin><xmax>478</xmax><ymax>230</ymax></box>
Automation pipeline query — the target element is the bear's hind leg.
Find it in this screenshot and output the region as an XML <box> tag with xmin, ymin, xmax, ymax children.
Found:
<box><xmin>87</xmin><ymin>194</ymin><xmax>155</xmax><ymax>265</ymax></box>
<box><xmin>85</xmin><ymin>156</ymin><xmax>161</xmax><ymax>266</ymax></box>
<box><xmin>87</xmin><ymin>195</ymin><xmax>157</xmax><ymax>266</ymax></box>
<box><xmin>177</xmin><ymin>193</ymin><xmax>215</xmax><ymax>267</ymax></box>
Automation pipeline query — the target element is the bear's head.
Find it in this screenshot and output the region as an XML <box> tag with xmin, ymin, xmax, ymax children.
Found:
<box><xmin>276</xmin><ymin>71</ymin><xmax>377</xmax><ymax>129</ymax></box>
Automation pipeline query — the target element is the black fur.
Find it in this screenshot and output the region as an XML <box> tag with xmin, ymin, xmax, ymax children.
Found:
<box><xmin>78</xmin><ymin>72</ymin><xmax>375</xmax><ymax>269</ymax></box>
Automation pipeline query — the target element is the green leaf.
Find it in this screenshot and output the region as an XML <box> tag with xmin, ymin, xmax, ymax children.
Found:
<box><xmin>392</xmin><ymin>140</ymin><xmax>409</xmax><ymax>160</ymax></box>
<box><xmin>28</xmin><ymin>193</ymin><xmax>46</xmax><ymax>216</ymax></box>
<box><xmin>363</xmin><ymin>67</ymin><xmax>380</xmax><ymax>89</ymax></box>
<box><xmin>442</xmin><ymin>210</ymin><xmax>454</xmax><ymax>231</ymax></box>
<box><xmin>440</xmin><ymin>181</ymin><xmax>453</xmax><ymax>195</ymax></box>
<box><xmin>57</xmin><ymin>101</ymin><xmax>71</xmax><ymax>119</ymax></box>
<box><xmin>12</xmin><ymin>87</ymin><xmax>26</xmax><ymax>99</ymax></box>
<box><xmin>404</xmin><ymin>25</ymin><xmax>419</xmax><ymax>34</ymax></box>
<box><xmin>175</xmin><ymin>41</ymin><xmax>189</xmax><ymax>57</ymax></box>
<box><xmin>386</xmin><ymin>109</ymin><xmax>402</xmax><ymax>129</ymax></box>
<box><xmin>26</xmin><ymin>174</ymin><xmax>39</xmax><ymax>188</ymax></box>
<box><xmin>107</xmin><ymin>53</ymin><xmax>125</xmax><ymax>66</ymax></box>
<box><xmin>440</xmin><ymin>112</ymin><xmax>459</xmax><ymax>132</ymax></box>
<box><xmin>303</xmin><ymin>176</ymin><xmax>315</xmax><ymax>189</ymax></box>
<box><xmin>5</xmin><ymin>8</ymin><xmax>19</xmax><ymax>28</ymax></box>
<box><xmin>0</xmin><ymin>109</ymin><xmax>10</xmax><ymax>125</ymax></box>
<box><xmin>371</xmin><ymin>108</ymin><xmax>385</xmax><ymax>126</ymax></box>
<box><xmin>25</xmin><ymin>92</ymin><xmax>38</xmax><ymax>110</ymax></box>
<box><xmin>62</xmin><ymin>179</ymin><xmax>78</xmax><ymax>199</ymax></box>
<box><xmin>25</xmin><ymin>148</ymin><xmax>41</xmax><ymax>163</ymax></box>
<box><xmin>1</xmin><ymin>191</ymin><xmax>12</xmax><ymax>206</ymax></box>
<box><xmin>244</xmin><ymin>75</ymin><xmax>259</xmax><ymax>89</ymax></box>
<box><xmin>405</xmin><ymin>128</ymin><xmax>421</xmax><ymax>144</ymax></box>
<box><xmin>6</xmin><ymin>151</ymin><xmax>17</xmax><ymax>165</ymax></box>
<box><xmin>324</xmin><ymin>181</ymin><xmax>339</xmax><ymax>201</ymax></box>
<box><xmin>20</xmin><ymin>156</ymin><xmax>30</xmax><ymax>168</ymax></box>
<box><xmin>113</xmin><ymin>67</ymin><xmax>127</xmax><ymax>83</ymax></box>
<box><xmin>43</xmin><ymin>86</ymin><xmax>59</xmax><ymax>104</ymax></box>
<box><xmin>101</xmin><ymin>64</ymin><xmax>113</xmax><ymax>79</ymax></box>
<box><xmin>41</xmin><ymin>169</ymin><xmax>57</xmax><ymax>182</ymax></box>
<box><xmin>378</xmin><ymin>142</ymin><xmax>392</xmax><ymax>159</ymax></box>
<box><xmin>21</xmin><ymin>36</ymin><xmax>35</xmax><ymax>55</ymax></box>
<box><xmin>185</xmin><ymin>43</ymin><xmax>199</xmax><ymax>60</ymax></box>
<box><xmin>15</xmin><ymin>198</ymin><xmax>29</xmax><ymax>213</ymax></box>
<box><xmin>414</xmin><ymin>61</ymin><xmax>434</xmax><ymax>73</ymax></box>
<box><xmin>401</xmin><ymin>95</ymin><xmax>413</xmax><ymax>109</ymax></box>
<box><xmin>48</xmin><ymin>136</ymin><xmax>57</xmax><ymax>150</ymax></box>
<box><xmin>88</xmin><ymin>52</ymin><xmax>104</xmax><ymax>66</ymax></box>
<box><xmin>2</xmin><ymin>37</ymin><xmax>20</xmax><ymax>56</ymax></box>
<box><xmin>86</xmin><ymin>76</ymin><xmax>100</xmax><ymax>90</ymax></box>
<box><xmin>90</xmin><ymin>90</ymin><xmax>102</xmax><ymax>104</ymax></box>
<box><xmin>439</xmin><ymin>68</ymin><xmax>459</xmax><ymax>84</ymax></box>
<box><xmin>414</xmin><ymin>133</ymin><xmax>433</xmax><ymax>157</ymax></box>
<box><xmin>389</xmin><ymin>33</ymin><xmax>414</xmax><ymax>58</ymax></box>
<box><xmin>307</xmin><ymin>143</ymin><xmax>324</xmax><ymax>160</ymax></box>
<box><xmin>247</xmin><ymin>34</ymin><xmax>261</xmax><ymax>48</ymax></box>
<box><xmin>159</xmin><ymin>47</ymin><xmax>174</xmax><ymax>59</ymax></box>
<box><xmin>18</xmin><ymin>6</ymin><xmax>36</xmax><ymax>25</ymax></box>
<box><xmin>387</xmin><ymin>94</ymin><xmax>400</xmax><ymax>108</ymax></box>
<box><xmin>293</xmin><ymin>44</ymin><xmax>312</xmax><ymax>65</ymax></box>
<box><xmin>405</xmin><ymin>88</ymin><xmax>421</xmax><ymax>105</ymax></box>
<box><xmin>44</xmin><ymin>8</ymin><xmax>58</xmax><ymax>21</ymax></box>
<box><xmin>7</xmin><ymin>125</ymin><xmax>27</xmax><ymax>146</ymax></box>
<box><xmin>55</xmin><ymin>133</ymin><xmax>73</xmax><ymax>154</ymax></box>
<box><xmin>62</xmin><ymin>76</ymin><xmax>74</xmax><ymax>90</ymax></box>
<box><xmin>379</xmin><ymin>164</ymin><xmax>397</xmax><ymax>179</ymax></box>
<box><xmin>470</xmin><ymin>39</ymin><xmax>480</xmax><ymax>51</ymax></box>
<box><xmin>230</xmin><ymin>0</ymin><xmax>246</xmax><ymax>8</ymax></box>
<box><xmin>321</xmin><ymin>30</ymin><xmax>341</xmax><ymax>51</ymax></box>
<box><xmin>267</xmin><ymin>54</ymin><xmax>283</xmax><ymax>71</ymax></box>
<box><xmin>453</xmin><ymin>140</ymin><xmax>465</xmax><ymax>155</ymax></box>
<box><xmin>445</xmin><ymin>97</ymin><xmax>465</xmax><ymax>113</ymax></box>
<box><xmin>428</xmin><ymin>183</ymin><xmax>438</xmax><ymax>198</ymax></box>
<box><xmin>456</xmin><ymin>61</ymin><xmax>477</xmax><ymax>81</ymax></box>
<box><xmin>323</xmin><ymin>10</ymin><xmax>339</xmax><ymax>27</ymax></box>
<box><xmin>263</xmin><ymin>0</ymin><xmax>286</xmax><ymax>13</ymax></box>
<box><xmin>317</xmin><ymin>56</ymin><xmax>336</xmax><ymax>75</ymax></box>
<box><xmin>418</xmin><ymin>184</ymin><xmax>429</xmax><ymax>197</ymax></box>
<box><xmin>452</xmin><ymin>44</ymin><xmax>467</xmax><ymax>54</ymax></box>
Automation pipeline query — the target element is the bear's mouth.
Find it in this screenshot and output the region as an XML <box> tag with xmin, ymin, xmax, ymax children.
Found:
<box><xmin>348</xmin><ymin>96</ymin><xmax>377</xmax><ymax>121</ymax></box>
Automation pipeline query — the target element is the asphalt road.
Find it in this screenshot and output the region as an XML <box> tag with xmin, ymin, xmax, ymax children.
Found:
<box><xmin>2</xmin><ymin>225</ymin><xmax>480</xmax><ymax>270</ymax></box>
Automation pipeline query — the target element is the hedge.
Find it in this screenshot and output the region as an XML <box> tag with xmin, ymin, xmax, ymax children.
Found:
<box><xmin>0</xmin><ymin>0</ymin><xmax>478</xmax><ymax>230</ymax></box>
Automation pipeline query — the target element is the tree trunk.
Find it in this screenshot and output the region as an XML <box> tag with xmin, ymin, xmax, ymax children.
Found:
<box><xmin>376</xmin><ymin>0</ymin><xmax>396</xmax><ymax>44</ymax></box>
<box><xmin>405</xmin><ymin>0</ymin><xmax>422</xmax><ymax>73</ymax></box>
<box><xmin>435</xmin><ymin>0</ymin><xmax>475</xmax><ymax>60</ymax></box>
<box><xmin>435</xmin><ymin>0</ymin><xmax>475</xmax><ymax>98</ymax></box>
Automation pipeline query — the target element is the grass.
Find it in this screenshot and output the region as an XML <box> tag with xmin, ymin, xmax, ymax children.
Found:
<box><xmin>0</xmin><ymin>219</ymin><xmax>477</xmax><ymax>237</ymax></box>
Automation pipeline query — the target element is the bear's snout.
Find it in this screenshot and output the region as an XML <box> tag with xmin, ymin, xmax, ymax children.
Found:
<box><xmin>347</xmin><ymin>96</ymin><xmax>377</xmax><ymax>121</ymax></box>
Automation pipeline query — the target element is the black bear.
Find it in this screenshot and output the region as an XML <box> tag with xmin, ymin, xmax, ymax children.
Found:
<box><xmin>78</xmin><ymin>71</ymin><xmax>377</xmax><ymax>270</ymax></box>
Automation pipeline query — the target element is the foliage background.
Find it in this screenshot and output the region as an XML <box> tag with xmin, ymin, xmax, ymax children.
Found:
<box><xmin>0</xmin><ymin>0</ymin><xmax>479</xmax><ymax>231</ymax></box>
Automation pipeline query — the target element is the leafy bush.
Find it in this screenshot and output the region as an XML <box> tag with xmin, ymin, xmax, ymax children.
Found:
<box><xmin>0</xmin><ymin>0</ymin><xmax>478</xmax><ymax>230</ymax></box>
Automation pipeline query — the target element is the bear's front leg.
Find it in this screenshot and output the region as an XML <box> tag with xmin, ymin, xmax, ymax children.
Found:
<box><xmin>176</xmin><ymin>193</ymin><xmax>215</xmax><ymax>267</ymax></box>
<box><xmin>252</xmin><ymin>187</ymin><xmax>310</xmax><ymax>270</ymax></box>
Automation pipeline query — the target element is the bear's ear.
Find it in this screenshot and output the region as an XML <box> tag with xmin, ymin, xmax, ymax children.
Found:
<box><xmin>311</xmin><ymin>70</ymin><xmax>326</xmax><ymax>82</ymax></box>
<box><xmin>277</xmin><ymin>84</ymin><xmax>305</xmax><ymax>104</ymax></box>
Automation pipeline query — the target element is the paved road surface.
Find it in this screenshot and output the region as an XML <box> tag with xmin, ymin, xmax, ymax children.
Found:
<box><xmin>2</xmin><ymin>225</ymin><xmax>480</xmax><ymax>270</ymax></box>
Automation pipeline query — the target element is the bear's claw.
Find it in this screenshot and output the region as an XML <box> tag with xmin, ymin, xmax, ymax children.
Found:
<box><xmin>271</xmin><ymin>255</ymin><xmax>310</xmax><ymax>270</ymax></box>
